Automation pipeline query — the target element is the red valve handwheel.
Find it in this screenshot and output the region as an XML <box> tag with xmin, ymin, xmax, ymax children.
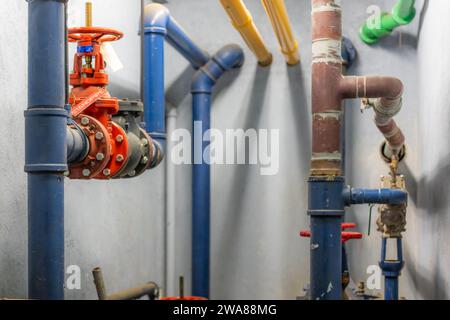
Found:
<box><xmin>68</xmin><ymin>27</ymin><xmax>123</xmax><ymax>43</ymax></box>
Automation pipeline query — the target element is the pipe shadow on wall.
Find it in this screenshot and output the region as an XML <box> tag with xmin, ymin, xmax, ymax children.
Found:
<box><xmin>166</xmin><ymin>66</ymin><xmax>197</xmax><ymax>108</ymax></box>
<box><xmin>165</xmin><ymin>63</ymin><xmax>243</xmax><ymax>110</ymax></box>
<box><xmin>287</xmin><ymin>63</ymin><xmax>311</xmax><ymax>171</ymax></box>
<box><xmin>404</xmin><ymin>244</ymin><xmax>448</xmax><ymax>299</ymax></box>
<box><xmin>216</xmin><ymin>63</ymin><xmax>311</xmax><ymax>298</ymax></box>
<box><xmin>400</xmin><ymin>155</ymin><xmax>450</xmax><ymax>213</ymax></box>
<box><xmin>216</xmin><ymin>65</ymin><xmax>271</xmax><ymax>297</ymax></box>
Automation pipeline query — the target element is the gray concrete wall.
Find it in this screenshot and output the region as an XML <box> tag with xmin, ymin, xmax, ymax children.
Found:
<box><xmin>412</xmin><ymin>0</ymin><xmax>450</xmax><ymax>299</ymax></box>
<box><xmin>0</xmin><ymin>0</ymin><xmax>448</xmax><ymax>300</ymax></box>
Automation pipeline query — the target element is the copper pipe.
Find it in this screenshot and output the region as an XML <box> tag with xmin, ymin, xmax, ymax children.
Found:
<box><xmin>92</xmin><ymin>267</ymin><xmax>108</xmax><ymax>300</ymax></box>
<box><xmin>105</xmin><ymin>282</ymin><xmax>159</xmax><ymax>300</ymax></box>
<box><xmin>92</xmin><ymin>267</ymin><xmax>159</xmax><ymax>300</ymax></box>
<box><xmin>311</xmin><ymin>0</ymin><xmax>406</xmax><ymax>176</ymax></box>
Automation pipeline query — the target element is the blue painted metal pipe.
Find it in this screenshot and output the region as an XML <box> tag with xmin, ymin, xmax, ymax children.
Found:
<box><xmin>143</xmin><ymin>3</ymin><xmax>210</xmax><ymax>166</ymax></box>
<box><xmin>191</xmin><ymin>45</ymin><xmax>244</xmax><ymax>298</ymax></box>
<box><xmin>26</xmin><ymin>0</ymin><xmax>67</xmax><ymax>300</ymax></box>
<box><xmin>308</xmin><ymin>177</ymin><xmax>345</xmax><ymax>300</ymax></box>
<box><xmin>343</xmin><ymin>188</ymin><xmax>408</xmax><ymax>206</ymax></box>
<box><xmin>379</xmin><ymin>237</ymin><xmax>404</xmax><ymax>300</ymax></box>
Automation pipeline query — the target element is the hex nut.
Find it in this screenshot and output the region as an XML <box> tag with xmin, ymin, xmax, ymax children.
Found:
<box><xmin>116</xmin><ymin>135</ymin><xmax>124</xmax><ymax>143</ymax></box>
<box><xmin>95</xmin><ymin>132</ymin><xmax>104</xmax><ymax>140</ymax></box>
<box><xmin>96</xmin><ymin>153</ymin><xmax>105</xmax><ymax>161</ymax></box>
<box><xmin>81</xmin><ymin>117</ymin><xmax>90</xmax><ymax>126</ymax></box>
<box><xmin>82</xmin><ymin>169</ymin><xmax>91</xmax><ymax>177</ymax></box>
<box><xmin>116</xmin><ymin>154</ymin><xmax>124</xmax><ymax>163</ymax></box>
<box><xmin>103</xmin><ymin>169</ymin><xmax>111</xmax><ymax>176</ymax></box>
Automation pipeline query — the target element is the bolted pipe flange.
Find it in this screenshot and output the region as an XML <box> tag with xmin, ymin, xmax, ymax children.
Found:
<box><xmin>68</xmin><ymin>114</ymin><xmax>111</xmax><ymax>179</ymax></box>
<box><xmin>97</xmin><ymin>122</ymin><xmax>130</xmax><ymax>179</ymax></box>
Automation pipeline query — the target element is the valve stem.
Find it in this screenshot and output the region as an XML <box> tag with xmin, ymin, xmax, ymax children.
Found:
<box><xmin>85</xmin><ymin>2</ymin><xmax>93</xmax><ymax>27</ymax></box>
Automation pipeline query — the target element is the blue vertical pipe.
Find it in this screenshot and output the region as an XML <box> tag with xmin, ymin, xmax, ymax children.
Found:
<box><xmin>192</xmin><ymin>93</ymin><xmax>212</xmax><ymax>298</ymax></box>
<box><xmin>380</xmin><ymin>237</ymin><xmax>404</xmax><ymax>300</ymax></box>
<box><xmin>26</xmin><ymin>0</ymin><xmax>67</xmax><ymax>300</ymax></box>
<box><xmin>143</xmin><ymin>29</ymin><xmax>166</xmax><ymax>152</ymax></box>
<box><xmin>143</xmin><ymin>3</ymin><xmax>210</xmax><ymax>165</ymax></box>
<box><xmin>191</xmin><ymin>45</ymin><xmax>244</xmax><ymax>298</ymax></box>
<box><xmin>308</xmin><ymin>177</ymin><xmax>345</xmax><ymax>300</ymax></box>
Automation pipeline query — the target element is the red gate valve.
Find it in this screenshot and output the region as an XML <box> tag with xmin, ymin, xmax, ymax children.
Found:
<box><xmin>300</xmin><ymin>223</ymin><xmax>363</xmax><ymax>243</ymax></box>
<box><xmin>67</xmin><ymin>3</ymin><xmax>129</xmax><ymax>180</ymax></box>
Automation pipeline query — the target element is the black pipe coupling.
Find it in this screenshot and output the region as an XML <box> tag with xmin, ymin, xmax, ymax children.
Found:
<box><xmin>112</xmin><ymin>99</ymin><xmax>154</xmax><ymax>178</ymax></box>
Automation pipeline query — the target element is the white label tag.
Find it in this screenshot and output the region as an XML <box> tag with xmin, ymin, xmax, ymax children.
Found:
<box><xmin>100</xmin><ymin>43</ymin><xmax>124</xmax><ymax>73</ymax></box>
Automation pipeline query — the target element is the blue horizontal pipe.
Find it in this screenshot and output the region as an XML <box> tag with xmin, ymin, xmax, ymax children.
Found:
<box><xmin>26</xmin><ymin>0</ymin><xmax>66</xmax><ymax>300</ymax></box>
<box><xmin>143</xmin><ymin>3</ymin><xmax>210</xmax><ymax>162</ymax></box>
<box><xmin>343</xmin><ymin>188</ymin><xmax>407</xmax><ymax>206</ymax></box>
<box><xmin>191</xmin><ymin>45</ymin><xmax>244</xmax><ymax>298</ymax></box>
<box><xmin>66</xmin><ymin>126</ymin><xmax>89</xmax><ymax>164</ymax></box>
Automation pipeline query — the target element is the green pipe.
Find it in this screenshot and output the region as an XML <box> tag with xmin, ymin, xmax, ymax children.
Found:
<box><xmin>360</xmin><ymin>0</ymin><xmax>416</xmax><ymax>45</ymax></box>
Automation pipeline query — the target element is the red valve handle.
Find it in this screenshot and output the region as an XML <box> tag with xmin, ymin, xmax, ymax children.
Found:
<box><xmin>68</xmin><ymin>27</ymin><xmax>123</xmax><ymax>43</ymax></box>
<box><xmin>300</xmin><ymin>223</ymin><xmax>363</xmax><ymax>243</ymax></box>
<box><xmin>341</xmin><ymin>222</ymin><xmax>357</xmax><ymax>230</ymax></box>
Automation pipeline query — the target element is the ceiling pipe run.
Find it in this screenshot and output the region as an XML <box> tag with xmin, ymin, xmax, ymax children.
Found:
<box><xmin>261</xmin><ymin>0</ymin><xmax>300</xmax><ymax>65</ymax></box>
<box><xmin>220</xmin><ymin>0</ymin><xmax>272</xmax><ymax>66</ymax></box>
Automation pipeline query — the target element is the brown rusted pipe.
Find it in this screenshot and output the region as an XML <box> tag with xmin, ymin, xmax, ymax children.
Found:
<box><xmin>92</xmin><ymin>267</ymin><xmax>159</xmax><ymax>300</ymax></box>
<box><xmin>340</xmin><ymin>76</ymin><xmax>403</xmax><ymax>100</ymax></box>
<box><xmin>311</xmin><ymin>0</ymin><xmax>344</xmax><ymax>176</ymax></box>
<box><xmin>92</xmin><ymin>267</ymin><xmax>108</xmax><ymax>300</ymax></box>
<box><xmin>340</xmin><ymin>76</ymin><xmax>405</xmax><ymax>155</ymax></box>
<box><xmin>105</xmin><ymin>282</ymin><xmax>159</xmax><ymax>300</ymax></box>
<box><xmin>311</xmin><ymin>0</ymin><xmax>406</xmax><ymax>176</ymax></box>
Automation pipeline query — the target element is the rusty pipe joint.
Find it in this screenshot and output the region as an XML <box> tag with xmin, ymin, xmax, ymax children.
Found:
<box><xmin>340</xmin><ymin>76</ymin><xmax>406</xmax><ymax>159</ymax></box>
<box><xmin>372</xmin><ymin>97</ymin><xmax>403</xmax><ymax>119</ymax></box>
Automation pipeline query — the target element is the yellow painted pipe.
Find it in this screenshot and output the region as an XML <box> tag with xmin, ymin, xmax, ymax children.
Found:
<box><xmin>219</xmin><ymin>0</ymin><xmax>272</xmax><ymax>66</ymax></box>
<box><xmin>261</xmin><ymin>0</ymin><xmax>299</xmax><ymax>65</ymax></box>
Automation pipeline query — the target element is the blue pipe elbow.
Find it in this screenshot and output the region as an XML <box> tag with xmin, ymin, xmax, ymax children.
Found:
<box><xmin>143</xmin><ymin>3</ymin><xmax>211</xmax><ymax>168</ymax></box>
<box><xmin>191</xmin><ymin>44</ymin><xmax>245</xmax><ymax>93</ymax></box>
<box><xmin>143</xmin><ymin>3</ymin><xmax>170</xmax><ymax>35</ymax></box>
<box><xmin>343</xmin><ymin>187</ymin><xmax>408</xmax><ymax>206</ymax></box>
<box><xmin>144</xmin><ymin>3</ymin><xmax>209</xmax><ymax>68</ymax></box>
